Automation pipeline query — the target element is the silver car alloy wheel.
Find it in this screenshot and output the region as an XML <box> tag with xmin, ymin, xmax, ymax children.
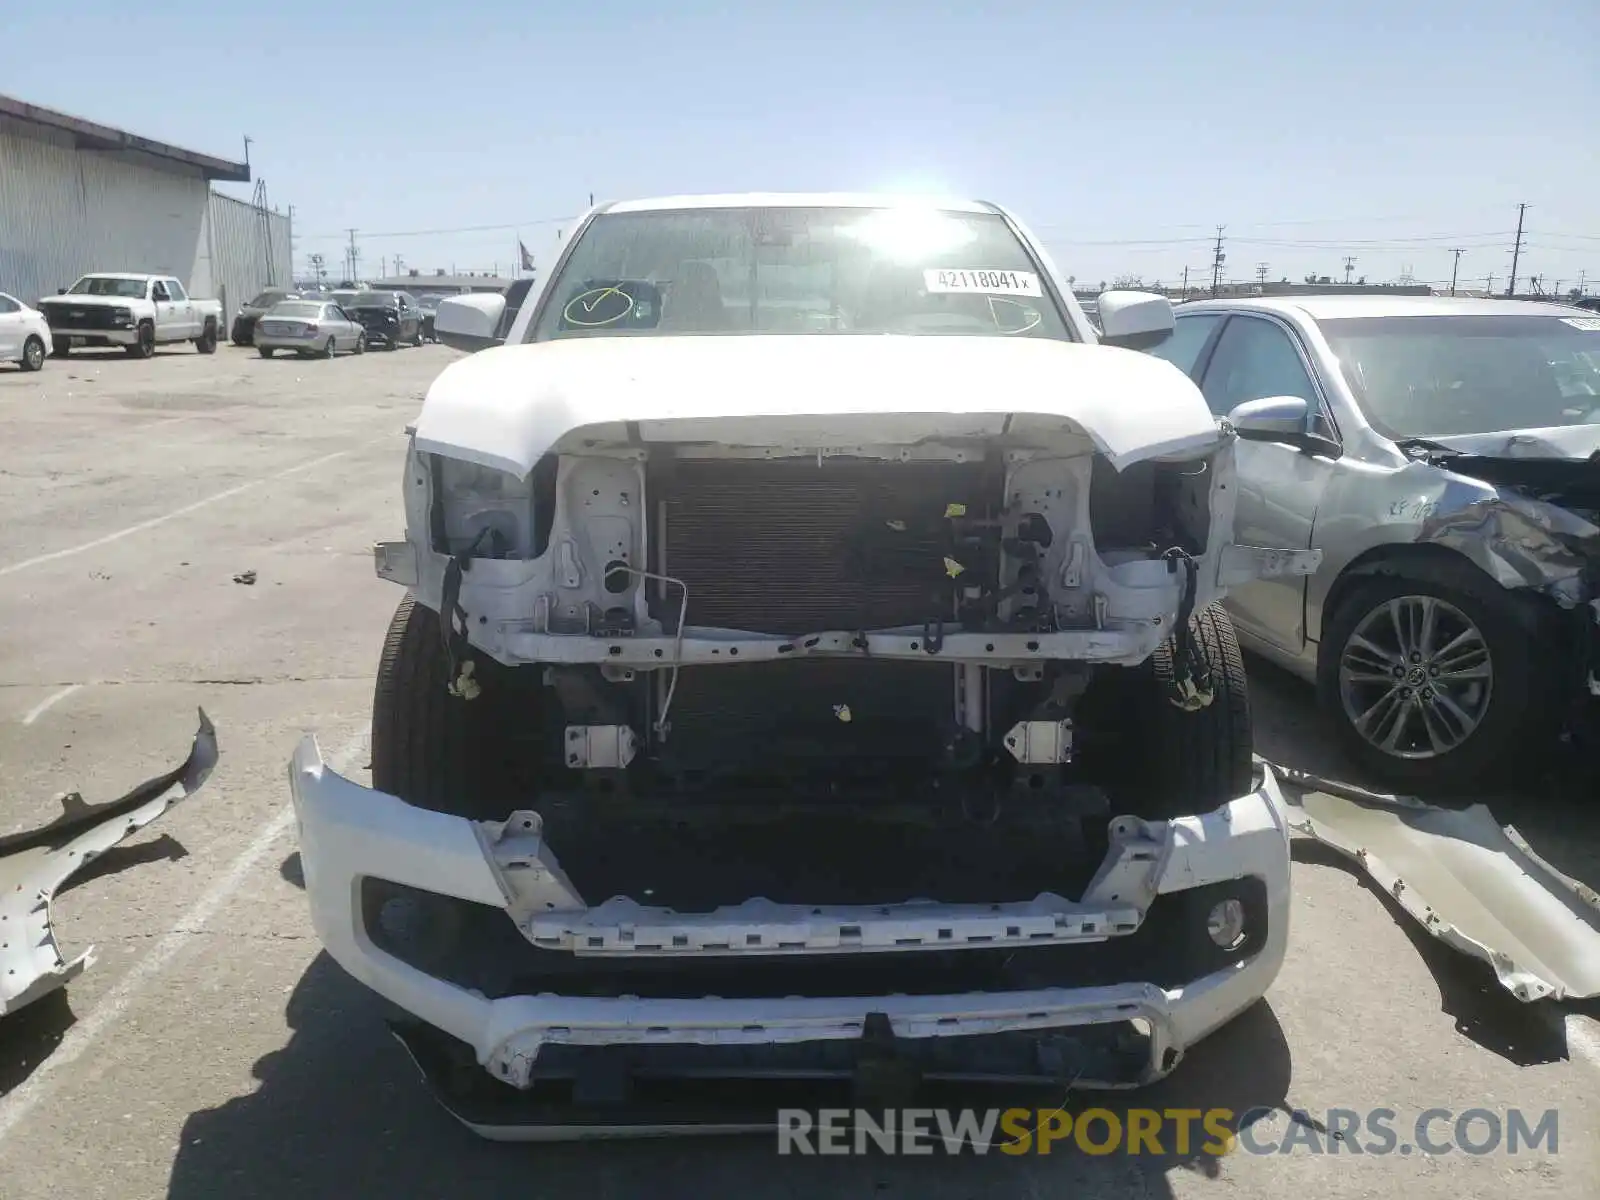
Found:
<box><xmin>1337</xmin><ymin>594</ymin><xmax>1493</xmax><ymax>760</ymax></box>
<box><xmin>24</xmin><ymin>339</ymin><xmax>44</xmax><ymax>370</ymax></box>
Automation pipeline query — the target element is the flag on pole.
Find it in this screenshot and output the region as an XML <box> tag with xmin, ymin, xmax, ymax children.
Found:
<box><xmin>518</xmin><ymin>240</ymin><xmax>535</xmax><ymax>272</ymax></box>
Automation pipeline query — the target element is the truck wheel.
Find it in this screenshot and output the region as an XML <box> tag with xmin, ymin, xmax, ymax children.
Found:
<box><xmin>1086</xmin><ymin>603</ymin><xmax>1253</xmax><ymax>818</ymax></box>
<box><xmin>411</xmin><ymin>325</ymin><xmax>423</xmax><ymax>347</ymax></box>
<box><xmin>20</xmin><ymin>336</ymin><xmax>45</xmax><ymax>372</ymax></box>
<box><xmin>371</xmin><ymin>595</ymin><xmax>513</xmax><ymax>818</ymax></box>
<box><xmin>1317</xmin><ymin>564</ymin><xmax>1540</xmax><ymax>791</ymax></box>
<box><xmin>125</xmin><ymin>322</ymin><xmax>155</xmax><ymax>358</ymax></box>
<box><xmin>231</xmin><ymin>318</ymin><xmax>251</xmax><ymax>346</ymax></box>
<box><xmin>194</xmin><ymin>321</ymin><xmax>217</xmax><ymax>354</ymax></box>
<box><xmin>258</xmin><ymin>346</ymin><xmax>275</xmax><ymax>358</ymax></box>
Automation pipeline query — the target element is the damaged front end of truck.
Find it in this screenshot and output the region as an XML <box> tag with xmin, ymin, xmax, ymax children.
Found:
<box><xmin>288</xmin><ymin>328</ymin><xmax>1318</xmax><ymax>1137</ymax></box>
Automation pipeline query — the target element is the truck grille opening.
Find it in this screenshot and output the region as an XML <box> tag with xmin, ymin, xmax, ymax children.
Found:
<box><xmin>650</xmin><ymin>456</ymin><xmax>1000</xmax><ymax>777</ymax></box>
<box><xmin>655</xmin><ymin>457</ymin><xmax>996</xmax><ymax>634</ymax></box>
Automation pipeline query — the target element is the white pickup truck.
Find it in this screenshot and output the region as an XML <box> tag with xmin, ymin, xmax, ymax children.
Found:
<box><xmin>36</xmin><ymin>273</ymin><xmax>223</xmax><ymax>358</ymax></box>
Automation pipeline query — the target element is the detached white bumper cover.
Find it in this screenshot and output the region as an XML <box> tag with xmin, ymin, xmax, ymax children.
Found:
<box><xmin>289</xmin><ymin>737</ymin><xmax>1290</xmax><ymax>1088</ymax></box>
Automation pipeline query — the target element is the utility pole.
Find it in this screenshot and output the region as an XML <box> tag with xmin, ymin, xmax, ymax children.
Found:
<box><xmin>1255</xmin><ymin>262</ymin><xmax>1269</xmax><ymax>288</ymax></box>
<box><xmin>1181</xmin><ymin>265</ymin><xmax>1189</xmax><ymax>297</ymax></box>
<box><xmin>1210</xmin><ymin>226</ymin><xmax>1226</xmax><ymax>297</ymax></box>
<box><xmin>1506</xmin><ymin>202</ymin><xmax>1528</xmax><ymax>297</ymax></box>
<box><xmin>346</xmin><ymin>229</ymin><xmax>360</xmax><ymax>284</ymax></box>
<box><xmin>1342</xmin><ymin>256</ymin><xmax>1356</xmax><ymax>285</ymax></box>
<box><xmin>1448</xmin><ymin>248</ymin><xmax>1464</xmax><ymax>296</ymax></box>
<box><xmin>1485</xmin><ymin>274</ymin><xmax>1494</xmax><ymax>294</ymax></box>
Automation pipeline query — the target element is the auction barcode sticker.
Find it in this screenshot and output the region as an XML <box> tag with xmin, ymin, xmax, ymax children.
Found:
<box><xmin>924</xmin><ymin>269</ymin><xmax>1042</xmax><ymax>297</ymax></box>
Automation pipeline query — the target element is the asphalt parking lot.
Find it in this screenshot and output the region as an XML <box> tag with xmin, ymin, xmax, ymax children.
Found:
<box><xmin>0</xmin><ymin>342</ymin><xmax>1595</xmax><ymax>1199</ymax></box>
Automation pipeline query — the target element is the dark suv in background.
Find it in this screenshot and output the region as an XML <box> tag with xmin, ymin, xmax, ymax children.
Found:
<box><xmin>345</xmin><ymin>290</ymin><xmax>423</xmax><ymax>350</ymax></box>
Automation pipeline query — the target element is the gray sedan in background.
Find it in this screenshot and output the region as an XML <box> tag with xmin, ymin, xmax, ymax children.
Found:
<box><xmin>254</xmin><ymin>300</ymin><xmax>367</xmax><ymax>358</ymax></box>
<box><xmin>1146</xmin><ymin>295</ymin><xmax>1600</xmax><ymax>789</ymax></box>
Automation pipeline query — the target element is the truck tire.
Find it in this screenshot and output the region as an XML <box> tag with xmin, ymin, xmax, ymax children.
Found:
<box><xmin>1317</xmin><ymin>563</ymin><xmax>1542</xmax><ymax>792</ymax></box>
<box><xmin>1086</xmin><ymin>603</ymin><xmax>1253</xmax><ymax>819</ymax></box>
<box><xmin>231</xmin><ymin>317</ymin><xmax>251</xmax><ymax>346</ymax></box>
<box><xmin>20</xmin><ymin>336</ymin><xmax>45</xmax><ymax>372</ymax></box>
<box><xmin>125</xmin><ymin>322</ymin><xmax>155</xmax><ymax>359</ymax></box>
<box><xmin>371</xmin><ymin>594</ymin><xmax>512</xmax><ymax>819</ymax></box>
<box><xmin>258</xmin><ymin>346</ymin><xmax>275</xmax><ymax>358</ymax></box>
<box><xmin>194</xmin><ymin>320</ymin><xmax>217</xmax><ymax>354</ymax></box>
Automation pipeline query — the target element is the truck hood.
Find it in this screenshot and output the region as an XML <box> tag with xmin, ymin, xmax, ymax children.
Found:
<box><xmin>413</xmin><ymin>336</ymin><xmax>1226</xmax><ymax>478</ymax></box>
<box><xmin>41</xmin><ymin>294</ymin><xmax>140</xmax><ymax>309</ymax></box>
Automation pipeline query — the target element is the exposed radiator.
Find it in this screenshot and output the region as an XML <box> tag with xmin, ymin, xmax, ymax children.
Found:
<box><xmin>651</xmin><ymin>458</ymin><xmax>998</xmax><ymax>758</ymax></box>
<box><xmin>655</xmin><ymin>458</ymin><xmax>995</xmax><ymax>634</ymax></box>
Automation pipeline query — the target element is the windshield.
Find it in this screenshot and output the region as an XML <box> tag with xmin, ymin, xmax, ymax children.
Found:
<box><xmin>1320</xmin><ymin>314</ymin><xmax>1600</xmax><ymax>439</ymax></box>
<box><xmin>248</xmin><ymin>290</ymin><xmax>290</xmax><ymax>308</ymax></box>
<box><xmin>269</xmin><ymin>302</ymin><xmax>323</xmax><ymax>318</ymax></box>
<box><xmin>349</xmin><ymin>292</ymin><xmax>396</xmax><ymax>308</ymax></box>
<box><xmin>529</xmin><ymin>206</ymin><xmax>1070</xmax><ymax>341</ymax></box>
<box><xmin>67</xmin><ymin>276</ymin><xmax>147</xmax><ymax>298</ymax></box>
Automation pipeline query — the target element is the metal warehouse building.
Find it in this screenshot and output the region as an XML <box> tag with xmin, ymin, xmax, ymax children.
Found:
<box><xmin>0</xmin><ymin>94</ymin><xmax>292</xmax><ymax>323</ymax></box>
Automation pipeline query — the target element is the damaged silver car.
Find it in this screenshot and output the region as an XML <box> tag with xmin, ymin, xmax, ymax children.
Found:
<box><xmin>289</xmin><ymin>194</ymin><xmax>1316</xmax><ymax>1136</ymax></box>
<box><xmin>1149</xmin><ymin>297</ymin><xmax>1600</xmax><ymax>788</ymax></box>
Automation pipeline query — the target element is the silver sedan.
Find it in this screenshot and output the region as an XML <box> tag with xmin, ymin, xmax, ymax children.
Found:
<box><xmin>1146</xmin><ymin>295</ymin><xmax>1600</xmax><ymax>789</ymax></box>
<box><xmin>254</xmin><ymin>300</ymin><xmax>366</xmax><ymax>358</ymax></box>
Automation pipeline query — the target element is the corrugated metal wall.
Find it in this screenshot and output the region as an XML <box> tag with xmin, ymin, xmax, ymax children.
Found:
<box><xmin>0</xmin><ymin>115</ymin><xmax>291</xmax><ymax>321</ymax></box>
<box><xmin>194</xmin><ymin>193</ymin><xmax>293</xmax><ymax>324</ymax></box>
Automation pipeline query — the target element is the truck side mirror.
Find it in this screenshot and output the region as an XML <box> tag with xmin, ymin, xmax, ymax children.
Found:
<box><xmin>1096</xmin><ymin>290</ymin><xmax>1176</xmax><ymax>350</ymax></box>
<box><xmin>435</xmin><ymin>294</ymin><xmax>508</xmax><ymax>353</ymax></box>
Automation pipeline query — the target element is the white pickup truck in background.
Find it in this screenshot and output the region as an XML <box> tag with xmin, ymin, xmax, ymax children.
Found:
<box><xmin>36</xmin><ymin>273</ymin><xmax>224</xmax><ymax>359</ymax></box>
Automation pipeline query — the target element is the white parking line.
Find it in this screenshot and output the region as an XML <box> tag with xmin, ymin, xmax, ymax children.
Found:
<box><xmin>0</xmin><ymin>725</ymin><xmax>370</xmax><ymax>1143</ymax></box>
<box><xmin>20</xmin><ymin>684</ymin><xmax>83</xmax><ymax>725</ymax></box>
<box><xmin>0</xmin><ymin>445</ymin><xmax>363</xmax><ymax>579</ymax></box>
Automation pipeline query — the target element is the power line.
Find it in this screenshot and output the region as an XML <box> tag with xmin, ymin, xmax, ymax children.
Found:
<box><xmin>300</xmin><ymin>213</ymin><xmax>575</xmax><ymax>241</ymax></box>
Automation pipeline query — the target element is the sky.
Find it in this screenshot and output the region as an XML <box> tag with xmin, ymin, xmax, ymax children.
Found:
<box><xmin>3</xmin><ymin>0</ymin><xmax>1596</xmax><ymax>295</ymax></box>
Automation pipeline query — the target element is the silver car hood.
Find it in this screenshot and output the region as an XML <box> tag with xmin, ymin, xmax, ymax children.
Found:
<box><xmin>1415</xmin><ymin>423</ymin><xmax>1600</xmax><ymax>460</ymax></box>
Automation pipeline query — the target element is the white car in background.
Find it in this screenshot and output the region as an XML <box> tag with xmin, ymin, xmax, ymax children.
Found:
<box><xmin>0</xmin><ymin>291</ymin><xmax>52</xmax><ymax>372</ymax></box>
<box><xmin>36</xmin><ymin>273</ymin><xmax>223</xmax><ymax>359</ymax></box>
